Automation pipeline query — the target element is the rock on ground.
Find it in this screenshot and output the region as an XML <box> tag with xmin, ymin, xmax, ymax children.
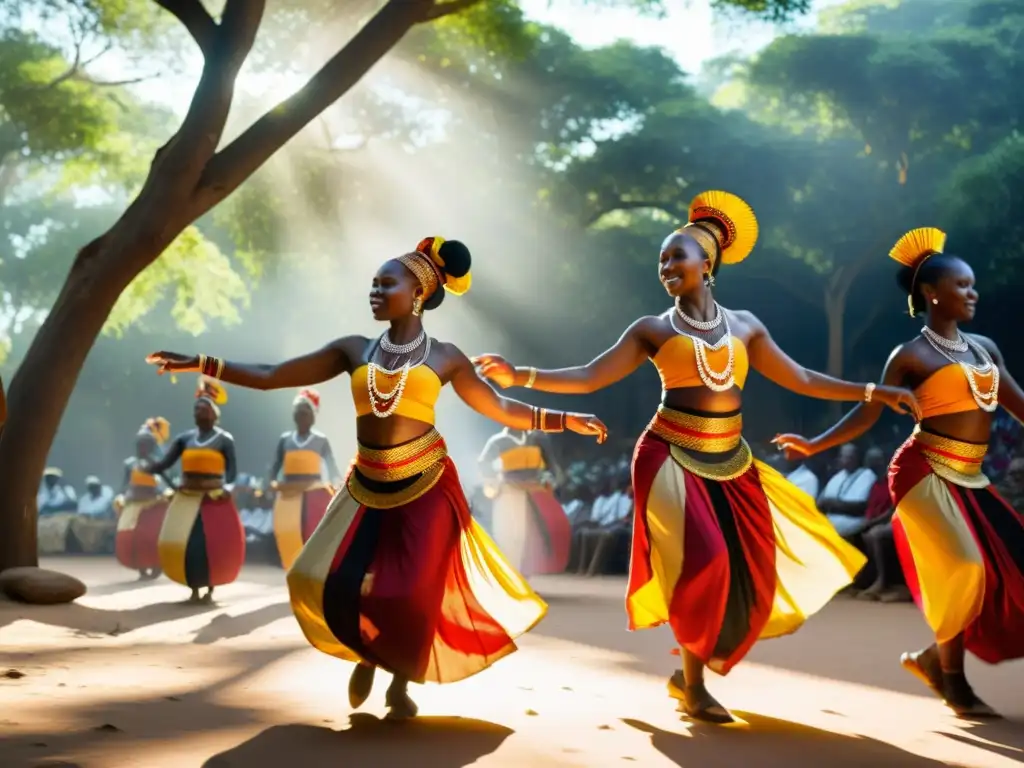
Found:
<box><xmin>0</xmin><ymin>566</ymin><xmax>87</xmax><ymax>604</ymax></box>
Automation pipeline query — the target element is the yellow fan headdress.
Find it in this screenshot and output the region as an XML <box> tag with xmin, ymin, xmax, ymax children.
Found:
<box><xmin>196</xmin><ymin>376</ymin><xmax>228</xmax><ymax>416</ymax></box>
<box><xmin>140</xmin><ymin>417</ymin><xmax>171</xmax><ymax>445</ymax></box>
<box><xmin>888</xmin><ymin>227</ymin><xmax>947</xmax><ymax>318</ymax></box>
<box><xmin>676</xmin><ymin>190</ymin><xmax>759</xmax><ymax>270</ymax></box>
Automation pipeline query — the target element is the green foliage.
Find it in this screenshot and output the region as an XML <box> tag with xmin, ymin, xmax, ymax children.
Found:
<box><xmin>107</xmin><ymin>226</ymin><xmax>249</xmax><ymax>337</ymax></box>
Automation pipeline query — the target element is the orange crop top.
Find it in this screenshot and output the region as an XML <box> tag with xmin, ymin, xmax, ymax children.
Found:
<box><xmin>500</xmin><ymin>445</ymin><xmax>545</xmax><ymax>472</ymax></box>
<box><xmin>913</xmin><ymin>364</ymin><xmax>994</xmax><ymax>419</ymax></box>
<box><xmin>129</xmin><ymin>466</ymin><xmax>158</xmax><ymax>487</ymax></box>
<box><xmin>651</xmin><ymin>335</ymin><xmax>749</xmax><ymax>391</ymax></box>
<box><xmin>351</xmin><ymin>364</ymin><xmax>442</xmax><ymax>425</ymax></box>
<box><xmin>181</xmin><ymin>448</ymin><xmax>226</xmax><ymax>477</ymax></box>
<box><xmin>283</xmin><ymin>449</ymin><xmax>322</xmax><ymax>477</ymax></box>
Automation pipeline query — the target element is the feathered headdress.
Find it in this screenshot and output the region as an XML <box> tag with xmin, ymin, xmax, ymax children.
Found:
<box><xmin>293</xmin><ymin>388</ymin><xmax>321</xmax><ymax>413</ymax></box>
<box><xmin>196</xmin><ymin>376</ymin><xmax>228</xmax><ymax>416</ymax></box>
<box><xmin>139</xmin><ymin>416</ymin><xmax>171</xmax><ymax>445</ymax></box>
<box><xmin>889</xmin><ymin>227</ymin><xmax>947</xmax><ymax>317</ymax></box>
<box><xmin>676</xmin><ymin>190</ymin><xmax>759</xmax><ymax>270</ymax></box>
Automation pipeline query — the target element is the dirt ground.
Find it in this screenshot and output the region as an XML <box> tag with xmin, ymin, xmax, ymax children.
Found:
<box><xmin>0</xmin><ymin>557</ymin><xmax>1021</xmax><ymax>768</ymax></box>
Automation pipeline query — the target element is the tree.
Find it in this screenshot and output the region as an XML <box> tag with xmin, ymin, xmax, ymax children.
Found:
<box><xmin>723</xmin><ymin>0</ymin><xmax>1024</xmax><ymax>378</ymax></box>
<box><xmin>0</xmin><ymin>0</ymin><xmax>814</xmax><ymax>574</ymax></box>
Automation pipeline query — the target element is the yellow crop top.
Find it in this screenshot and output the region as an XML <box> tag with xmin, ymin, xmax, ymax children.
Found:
<box><xmin>129</xmin><ymin>466</ymin><xmax>157</xmax><ymax>487</ymax></box>
<box><xmin>351</xmin><ymin>364</ymin><xmax>443</xmax><ymax>425</ymax></box>
<box><xmin>914</xmin><ymin>364</ymin><xmax>994</xmax><ymax>419</ymax></box>
<box><xmin>181</xmin><ymin>448</ymin><xmax>226</xmax><ymax>477</ymax></box>
<box><xmin>651</xmin><ymin>335</ymin><xmax>749</xmax><ymax>391</ymax></box>
<box><xmin>284</xmin><ymin>449</ymin><xmax>321</xmax><ymax>477</ymax></box>
<box><xmin>500</xmin><ymin>445</ymin><xmax>545</xmax><ymax>472</ymax></box>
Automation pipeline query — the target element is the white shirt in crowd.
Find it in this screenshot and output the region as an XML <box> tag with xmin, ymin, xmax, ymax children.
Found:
<box><xmin>563</xmin><ymin>498</ymin><xmax>584</xmax><ymax>520</ymax></box>
<box><xmin>819</xmin><ymin>467</ymin><xmax>876</xmax><ymax>504</ymax></box>
<box><xmin>37</xmin><ymin>483</ymin><xmax>76</xmax><ymax>512</ymax></box>
<box><xmin>77</xmin><ymin>486</ymin><xmax>114</xmax><ymax>516</ymax></box>
<box><xmin>786</xmin><ymin>464</ymin><xmax>820</xmax><ymax>499</ymax></box>
<box><xmin>591</xmin><ymin>492</ymin><xmax>632</xmax><ymax>526</ymax></box>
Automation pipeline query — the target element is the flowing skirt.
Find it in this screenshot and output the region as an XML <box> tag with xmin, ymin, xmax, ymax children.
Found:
<box><xmin>491</xmin><ymin>481</ymin><xmax>571</xmax><ymax>576</ymax></box>
<box><xmin>158</xmin><ymin>490</ymin><xmax>246</xmax><ymax>589</ymax></box>
<box><xmin>116</xmin><ymin>498</ymin><xmax>169</xmax><ymax>570</ymax></box>
<box><xmin>273</xmin><ymin>483</ymin><xmax>334</xmax><ymax>570</ymax></box>
<box><xmin>890</xmin><ymin>430</ymin><xmax>1024</xmax><ymax>663</ymax></box>
<box><xmin>287</xmin><ymin>430</ymin><xmax>547</xmax><ymax>685</ymax></box>
<box><xmin>628</xmin><ymin>428</ymin><xmax>865</xmax><ymax>675</ymax></box>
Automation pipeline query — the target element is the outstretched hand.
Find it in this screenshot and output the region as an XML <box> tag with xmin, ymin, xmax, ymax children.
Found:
<box><xmin>146</xmin><ymin>351</ymin><xmax>199</xmax><ymax>375</ymax></box>
<box><xmin>771</xmin><ymin>433</ymin><xmax>814</xmax><ymax>461</ymax></box>
<box><xmin>472</xmin><ymin>353</ymin><xmax>515</xmax><ymax>389</ymax></box>
<box><xmin>874</xmin><ymin>385</ymin><xmax>922</xmax><ymax>421</ymax></box>
<box><xmin>566</xmin><ymin>413</ymin><xmax>608</xmax><ymax>444</ymax></box>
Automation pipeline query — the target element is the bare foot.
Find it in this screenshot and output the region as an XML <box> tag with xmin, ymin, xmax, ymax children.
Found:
<box><xmin>385</xmin><ymin>681</ymin><xmax>419</xmax><ymax>720</ymax></box>
<box><xmin>879</xmin><ymin>585</ymin><xmax>912</xmax><ymax>603</ymax></box>
<box><xmin>900</xmin><ymin>646</ymin><xmax>942</xmax><ymax>698</ymax></box>
<box><xmin>856</xmin><ymin>580</ymin><xmax>885</xmax><ymax>601</ymax></box>
<box><xmin>943</xmin><ymin>672</ymin><xmax>1001</xmax><ymax>719</ymax></box>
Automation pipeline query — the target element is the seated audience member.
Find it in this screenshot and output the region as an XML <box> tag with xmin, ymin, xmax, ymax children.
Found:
<box><xmin>36</xmin><ymin>467</ymin><xmax>79</xmax><ymax>555</ymax></box>
<box><xmin>786</xmin><ymin>456</ymin><xmax>821</xmax><ymax>499</ymax></box>
<box><xmin>817</xmin><ymin>443</ymin><xmax>876</xmax><ymax>536</ymax></box>
<box><xmin>854</xmin><ymin>451</ymin><xmax>911</xmax><ymax>602</ymax></box>
<box><xmin>69</xmin><ymin>476</ymin><xmax>117</xmax><ymax>554</ymax></box>
<box><xmin>571</xmin><ymin>473</ymin><xmax>613</xmax><ymax>573</ymax></box>
<box><xmin>578</xmin><ymin>470</ymin><xmax>632</xmax><ymax>577</ymax></box>
<box><xmin>996</xmin><ymin>456</ymin><xmax>1024</xmax><ymax>510</ymax></box>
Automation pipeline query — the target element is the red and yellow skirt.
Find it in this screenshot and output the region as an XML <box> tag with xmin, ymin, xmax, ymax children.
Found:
<box><xmin>273</xmin><ymin>481</ymin><xmax>334</xmax><ymax>570</ymax></box>
<box><xmin>116</xmin><ymin>495</ymin><xmax>169</xmax><ymax>570</ymax></box>
<box><xmin>158</xmin><ymin>488</ymin><xmax>246</xmax><ymax>589</ymax></box>
<box><xmin>491</xmin><ymin>477</ymin><xmax>571</xmax><ymax>576</ymax></box>
<box><xmin>287</xmin><ymin>429</ymin><xmax>547</xmax><ymax>684</ymax></box>
<box><xmin>628</xmin><ymin>407</ymin><xmax>866</xmax><ymax>675</ymax></box>
<box><xmin>891</xmin><ymin>429</ymin><xmax>1024</xmax><ymax>663</ymax></box>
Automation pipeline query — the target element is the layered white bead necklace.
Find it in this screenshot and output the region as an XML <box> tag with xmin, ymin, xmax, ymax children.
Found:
<box><xmin>366</xmin><ymin>329</ymin><xmax>431</xmax><ymax>418</ymax></box>
<box><xmin>669</xmin><ymin>301</ymin><xmax>736</xmax><ymax>392</ymax></box>
<box><xmin>920</xmin><ymin>326</ymin><xmax>999</xmax><ymax>412</ymax></box>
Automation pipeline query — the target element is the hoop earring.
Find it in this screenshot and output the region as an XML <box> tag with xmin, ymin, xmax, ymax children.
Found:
<box><xmin>412</xmin><ymin>297</ymin><xmax>423</xmax><ymax>316</ymax></box>
<box><xmin>931</xmin><ymin>298</ymin><xmax>938</xmax><ymax>305</ymax></box>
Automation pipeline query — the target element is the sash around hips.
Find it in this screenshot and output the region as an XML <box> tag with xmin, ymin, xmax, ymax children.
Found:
<box><xmin>628</xmin><ymin>404</ymin><xmax>865</xmax><ymax>675</ymax></box>
<box><xmin>286</xmin><ymin>428</ymin><xmax>548</xmax><ymax>684</ymax></box>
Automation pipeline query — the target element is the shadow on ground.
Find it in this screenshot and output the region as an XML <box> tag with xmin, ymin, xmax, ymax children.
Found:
<box><xmin>202</xmin><ymin>713</ymin><xmax>513</xmax><ymax>768</ymax></box>
<box><xmin>623</xmin><ymin>712</ymin><xmax>950</xmax><ymax>767</ymax></box>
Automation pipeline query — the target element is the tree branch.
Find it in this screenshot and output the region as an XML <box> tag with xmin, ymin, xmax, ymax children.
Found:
<box><xmin>146</xmin><ymin>0</ymin><xmax>266</xmax><ymax>199</ymax></box>
<box><xmin>153</xmin><ymin>0</ymin><xmax>218</xmax><ymax>57</ymax></box>
<box><xmin>194</xmin><ymin>0</ymin><xmax>436</xmax><ymax>213</ymax></box>
<box><xmin>422</xmin><ymin>0</ymin><xmax>485</xmax><ymax>22</ymax></box>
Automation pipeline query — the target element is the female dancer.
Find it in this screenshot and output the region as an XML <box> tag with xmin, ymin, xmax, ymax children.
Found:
<box><xmin>478</xmin><ymin>427</ymin><xmax>571</xmax><ymax>576</ymax></box>
<box><xmin>774</xmin><ymin>227</ymin><xmax>1024</xmax><ymax>718</ymax></box>
<box><xmin>474</xmin><ymin>190</ymin><xmax>920</xmax><ymax>723</ymax></box>
<box><xmin>142</xmin><ymin>377</ymin><xmax>245</xmax><ymax>603</ymax></box>
<box><xmin>114</xmin><ymin>417</ymin><xmax>173</xmax><ymax>580</ymax></box>
<box><xmin>145</xmin><ymin>236</ymin><xmax>607</xmax><ymax>719</ymax></box>
<box><xmin>270</xmin><ymin>388</ymin><xmax>343</xmax><ymax>569</ymax></box>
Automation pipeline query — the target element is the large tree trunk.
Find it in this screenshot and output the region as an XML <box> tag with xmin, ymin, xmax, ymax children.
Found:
<box><xmin>0</xmin><ymin>0</ymin><xmax>466</xmax><ymax>573</ymax></box>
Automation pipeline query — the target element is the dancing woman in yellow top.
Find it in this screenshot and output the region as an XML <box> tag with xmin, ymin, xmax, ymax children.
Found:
<box><xmin>475</xmin><ymin>191</ymin><xmax>920</xmax><ymax>723</ymax></box>
<box><xmin>146</xmin><ymin>237</ymin><xmax>607</xmax><ymax>720</ymax></box>
<box><xmin>775</xmin><ymin>228</ymin><xmax>1024</xmax><ymax>718</ymax></box>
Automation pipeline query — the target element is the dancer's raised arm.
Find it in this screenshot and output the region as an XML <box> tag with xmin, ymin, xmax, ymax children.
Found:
<box><xmin>448</xmin><ymin>344</ymin><xmax>607</xmax><ymax>443</ymax></box>
<box><xmin>472</xmin><ymin>317</ymin><xmax>656</xmax><ymax>395</ymax></box>
<box><xmin>773</xmin><ymin>345</ymin><xmax>912</xmax><ymax>458</ymax></box>
<box><xmin>145</xmin><ymin>336</ymin><xmax>364</xmax><ymax>391</ymax></box>
<box><xmin>743</xmin><ymin>311</ymin><xmax>921</xmax><ymax>419</ymax></box>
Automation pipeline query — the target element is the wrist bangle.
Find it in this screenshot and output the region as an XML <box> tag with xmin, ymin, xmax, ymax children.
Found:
<box><xmin>524</xmin><ymin>367</ymin><xmax>538</xmax><ymax>389</ymax></box>
<box><xmin>864</xmin><ymin>382</ymin><xmax>876</xmax><ymax>403</ymax></box>
<box><xmin>540</xmin><ymin>408</ymin><xmax>566</xmax><ymax>433</ymax></box>
<box><xmin>530</xmin><ymin>406</ymin><xmax>540</xmax><ymax>431</ymax></box>
<box><xmin>200</xmin><ymin>354</ymin><xmax>224</xmax><ymax>379</ymax></box>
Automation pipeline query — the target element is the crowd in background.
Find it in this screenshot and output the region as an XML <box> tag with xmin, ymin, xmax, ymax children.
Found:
<box><xmin>36</xmin><ymin>411</ymin><xmax>1024</xmax><ymax>588</ymax></box>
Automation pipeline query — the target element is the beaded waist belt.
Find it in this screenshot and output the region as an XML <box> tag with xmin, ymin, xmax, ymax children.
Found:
<box><xmin>648</xmin><ymin>406</ymin><xmax>752</xmax><ymax>481</ymax></box>
<box><xmin>913</xmin><ymin>428</ymin><xmax>990</xmax><ymax>489</ymax></box>
<box><xmin>649</xmin><ymin>406</ymin><xmax>743</xmax><ymax>452</ymax></box>
<box><xmin>347</xmin><ymin>429</ymin><xmax>448</xmax><ymax>509</ymax></box>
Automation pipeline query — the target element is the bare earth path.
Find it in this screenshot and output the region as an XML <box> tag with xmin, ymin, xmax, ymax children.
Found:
<box><xmin>1</xmin><ymin>557</ymin><xmax>1021</xmax><ymax>767</ymax></box>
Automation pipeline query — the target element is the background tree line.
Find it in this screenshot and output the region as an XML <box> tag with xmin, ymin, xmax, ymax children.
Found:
<box><xmin>0</xmin><ymin>0</ymin><xmax>1020</xmax><ymax>565</ymax></box>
